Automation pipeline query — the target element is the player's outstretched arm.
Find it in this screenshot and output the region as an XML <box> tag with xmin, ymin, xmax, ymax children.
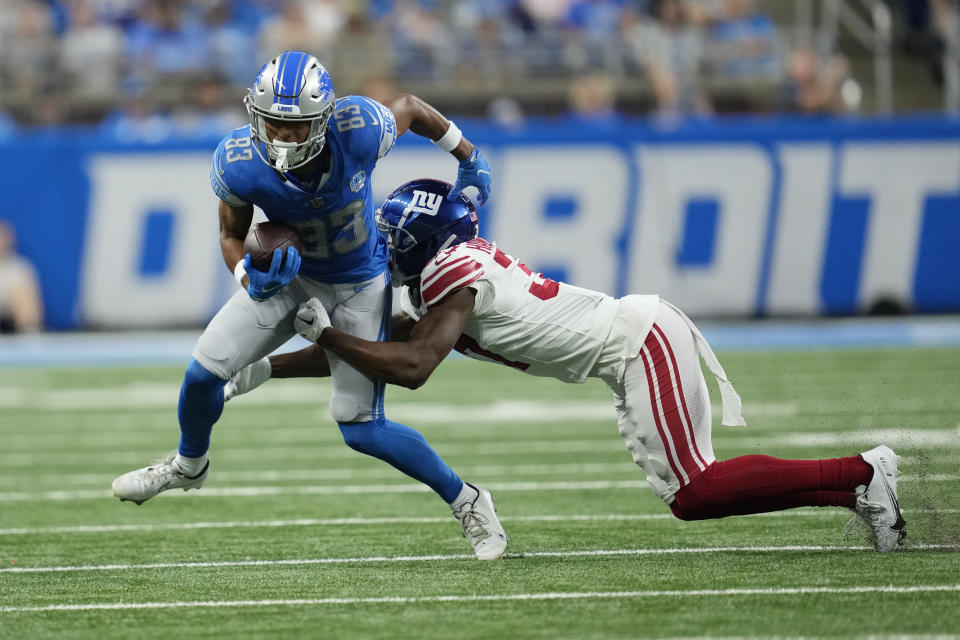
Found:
<box><xmin>297</xmin><ymin>289</ymin><xmax>475</xmax><ymax>389</ymax></box>
<box><xmin>382</xmin><ymin>94</ymin><xmax>491</xmax><ymax>204</ymax></box>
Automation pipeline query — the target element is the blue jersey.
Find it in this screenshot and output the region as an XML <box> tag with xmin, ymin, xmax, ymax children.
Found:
<box><xmin>210</xmin><ymin>95</ymin><xmax>398</xmax><ymax>283</ymax></box>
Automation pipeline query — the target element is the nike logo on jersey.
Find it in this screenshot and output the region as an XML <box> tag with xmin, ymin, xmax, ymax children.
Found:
<box><xmin>353</xmin><ymin>282</ymin><xmax>372</xmax><ymax>294</ymax></box>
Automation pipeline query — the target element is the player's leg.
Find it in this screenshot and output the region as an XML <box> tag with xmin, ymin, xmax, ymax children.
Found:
<box><xmin>112</xmin><ymin>288</ymin><xmax>300</xmax><ymax>503</ymax></box>
<box><xmin>314</xmin><ymin>275</ymin><xmax>462</xmax><ymax>498</ymax></box>
<box><xmin>316</xmin><ymin>274</ymin><xmax>507</xmax><ymax>559</ymax></box>
<box><xmin>618</xmin><ymin>300</ymin><xmax>875</xmax><ymax>516</ymax></box>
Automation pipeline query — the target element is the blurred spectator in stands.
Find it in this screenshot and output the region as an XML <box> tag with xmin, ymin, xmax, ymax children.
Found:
<box><xmin>628</xmin><ymin>0</ymin><xmax>711</xmax><ymax>118</ymax></box>
<box><xmin>174</xmin><ymin>75</ymin><xmax>246</xmax><ymax>140</ymax></box>
<box><xmin>258</xmin><ymin>1</ymin><xmax>318</xmax><ymax>62</ymax></box>
<box><xmin>488</xmin><ymin>95</ymin><xmax>526</xmax><ymax>131</ymax></box>
<box><xmin>100</xmin><ymin>81</ymin><xmax>174</xmax><ymax>143</ymax></box>
<box><xmin>124</xmin><ymin>0</ymin><xmax>210</xmax><ymax>79</ymax></box>
<box><xmin>565</xmin><ymin>71</ymin><xmax>624</xmax><ymax>130</ymax></box>
<box><xmin>59</xmin><ymin>0</ymin><xmax>123</xmax><ymax>99</ymax></box>
<box><xmin>3</xmin><ymin>1</ymin><xmax>58</xmax><ymax>102</ymax></box>
<box><xmin>360</xmin><ymin>74</ymin><xmax>398</xmax><ymax>103</ymax></box>
<box><xmin>564</xmin><ymin>0</ymin><xmax>630</xmax><ymax>70</ymax></box>
<box><xmin>0</xmin><ymin>220</ymin><xmax>44</xmax><ymax>333</ymax></box>
<box><xmin>781</xmin><ymin>46</ymin><xmax>858</xmax><ymax>115</ymax></box>
<box><xmin>391</xmin><ymin>1</ymin><xmax>455</xmax><ymax>79</ymax></box>
<box><xmin>204</xmin><ymin>1</ymin><xmax>255</xmax><ymax>87</ymax></box>
<box><xmin>302</xmin><ymin>0</ymin><xmax>347</xmax><ymax>56</ymax></box>
<box><xmin>707</xmin><ymin>0</ymin><xmax>781</xmax><ymax>80</ymax></box>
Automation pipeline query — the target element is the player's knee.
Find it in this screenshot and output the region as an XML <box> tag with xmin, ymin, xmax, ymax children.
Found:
<box><xmin>669</xmin><ymin>481</ymin><xmax>712</xmax><ymax>521</ymax></box>
<box><xmin>338</xmin><ymin>420</ymin><xmax>381</xmax><ymax>455</ymax></box>
<box><xmin>181</xmin><ymin>359</ymin><xmax>224</xmax><ymax>396</ymax></box>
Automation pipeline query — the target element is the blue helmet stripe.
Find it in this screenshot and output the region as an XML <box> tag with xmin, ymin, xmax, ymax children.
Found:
<box><xmin>291</xmin><ymin>52</ymin><xmax>309</xmax><ymax>100</ymax></box>
<box><xmin>271</xmin><ymin>51</ymin><xmax>309</xmax><ymax>108</ymax></box>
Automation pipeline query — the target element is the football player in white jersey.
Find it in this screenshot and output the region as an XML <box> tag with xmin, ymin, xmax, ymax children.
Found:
<box><xmin>112</xmin><ymin>53</ymin><xmax>508</xmax><ymax>561</ymax></box>
<box><xmin>227</xmin><ymin>178</ymin><xmax>907</xmax><ymax>553</ymax></box>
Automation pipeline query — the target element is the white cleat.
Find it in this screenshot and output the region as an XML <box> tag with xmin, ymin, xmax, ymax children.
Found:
<box><xmin>112</xmin><ymin>451</ymin><xmax>209</xmax><ymax>505</ymax></box>
<box><xmin>452</xmin><ymin>484</ymin><xmax>509</xmax><ymax>560</ymax></box>
<box><xmin>855</xmin><ymin>445</ymin><xmax>907</xmax><ymax>551</ymax></box>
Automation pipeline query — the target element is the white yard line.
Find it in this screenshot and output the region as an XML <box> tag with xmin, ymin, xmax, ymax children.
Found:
<box><xmin>0</xmin><ymin>467</ymin><xmax>954</xmax><ymax>490</ymax></box>
<box><xmin>3</xmin><ymin>584</ymin><xmax>960</xmax><ymax>613</ymax></box>
<box><xmin>3</xmin><ymin>469</ymin><xmax>959</xmax><ymax>502</ymax></box>
<box><xmin>2</xmin><ymin>509</ymin><xmax>956</xmax><ymax>537</ymax></box>
<box><xmin>0</xmin><ymin>479</ymin><xmax>651</xmax><ymax>503</ymax></box>
<box><xmin>0</xmin><ymin>462</ymin><xmax>633</xmax><ymax>487</ymax></box>
<box><xmin>5</xmin><ymin>543</ymin><xmax>960</xmax><ymax>575</ymax></box>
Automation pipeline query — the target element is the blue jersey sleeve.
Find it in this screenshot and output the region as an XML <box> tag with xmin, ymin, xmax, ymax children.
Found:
<box><xmin>330</xmin><ymin>96</ymin><xmax>398</xmax><ymax>166</ymax></box>
<box><xmin>210</xmin><ymin>127</ymin><xmax>256</xmax><ymax>207</ymax></box>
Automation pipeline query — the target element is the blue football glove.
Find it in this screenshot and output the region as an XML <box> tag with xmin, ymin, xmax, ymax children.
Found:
<box><xmin>449</xmin><ymin>147</ymin><xmax>492</xmax><ymax>206</ymax></box>
<box><xmin>244</xmin><ymin>246</ymin><xmax>301</xmax><ymax>302</ymax></box>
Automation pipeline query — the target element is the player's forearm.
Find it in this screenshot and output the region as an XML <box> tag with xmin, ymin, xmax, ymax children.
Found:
<box><xmin>218</xmin><ymin>201</ymin><xmax>254</xmax><ymax>283</ymax></box>
<box><xmin>390</xmin><ymin>313</ymin><xmax>417</xmax><ymax>342</ymax></box>
<box><xmin>267</xmin><ymin>345</ymin><xmax>331</xmax><ymax>378</ymax></box>
<box><xmin>384</xmin><ymin>93</ymin><xmax>474</xmax><ymax>162</ymax></box>
<box><xmin>316</xmin><ymin>327</ymin><xmax>439</xmax><ymax>389</ymax></box>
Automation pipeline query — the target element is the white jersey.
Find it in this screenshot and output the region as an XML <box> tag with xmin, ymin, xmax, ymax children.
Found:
<box><xmin>405</xmin><ymin>238</ymin><xmax>623</xmax><ymax>383</ymax></box>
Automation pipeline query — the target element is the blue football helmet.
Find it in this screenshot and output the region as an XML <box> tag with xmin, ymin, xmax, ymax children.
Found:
<box><xmin>376</xmin><ymin>179</ymin><xmax>479</xmax><ymax>284</ymax></box>
<box><xmin>244</xmin><ymin>51</ymin><xmax>335</xmax><ymax>171</ymax></box>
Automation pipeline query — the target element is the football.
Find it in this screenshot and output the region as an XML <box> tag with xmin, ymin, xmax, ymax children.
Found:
<box><xmin>243</xmin><ymin>222</ymin><xmax>302</xmax><ymax>272</ymax></box>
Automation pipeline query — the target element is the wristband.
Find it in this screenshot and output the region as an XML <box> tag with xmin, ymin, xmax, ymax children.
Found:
<box><xmin>233</xmin><ymin>259</ymin><xmax>247</xmax><ymax>286</ymax></box>
<box><xmin>432</xmin><ymin>121</ymin><xmax>462</xmax><ymax>153</ymax></box>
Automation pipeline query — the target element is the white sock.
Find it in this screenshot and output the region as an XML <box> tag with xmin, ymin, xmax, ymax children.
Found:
<box><xmin>174</xmin><ymin>453</ymin><xmax>208</xmax><ymax>477</ymax></box>
<box><xmin>448</xmin><ymin>482</ymin><xmax>479</xmax><ymax>510</ymax></box>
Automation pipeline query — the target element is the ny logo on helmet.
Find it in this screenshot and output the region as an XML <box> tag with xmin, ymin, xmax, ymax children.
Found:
<box><xmin>403</xmin><ymin>190</ymin><xmax>443</xmax><ymax>217</ymax></box>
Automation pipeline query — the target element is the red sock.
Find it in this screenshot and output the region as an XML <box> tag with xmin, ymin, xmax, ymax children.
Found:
<box><xmin>670</xmin><ymin>454</ymin><xmax>873</xmax><ymax>520</ymax></box>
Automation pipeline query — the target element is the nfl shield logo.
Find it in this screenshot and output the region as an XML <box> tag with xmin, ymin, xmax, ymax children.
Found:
<box><xmin>350</xmin><ymin>171</ymin><xmax>366</xmax><ymax>192</ymax></box>
<box><xmin>310</xmin><ymin>197</ymin><xmax>325</xmax><ymax>208</ymax></box>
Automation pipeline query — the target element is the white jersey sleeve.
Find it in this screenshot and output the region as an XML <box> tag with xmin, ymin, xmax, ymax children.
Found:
<box><xmin>418</xmin><ymin>238</ymin><xmax>621</xmax><ymax>384</ymax></box>
<box><xmin>419</xmin><ymin>241</ymin><xmax>493</xmax><ymax>307</ymax></box>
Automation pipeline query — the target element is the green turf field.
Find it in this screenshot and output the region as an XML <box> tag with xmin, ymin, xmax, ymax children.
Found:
<box><xmin>1</xmin><ymin>348</ymin><xmax>959</xmax><ymax>639</ymax></box>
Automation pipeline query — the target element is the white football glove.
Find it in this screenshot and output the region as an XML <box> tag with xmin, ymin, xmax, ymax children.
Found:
<box><xmin>223</xmin><ymin>356</ymin><xmax>272</xmax><ymax>402</ymax></box>
<box><xmin>294</xmin><ymin>297</ymin><xmax>331</xmax><ymax>343</ymax></box>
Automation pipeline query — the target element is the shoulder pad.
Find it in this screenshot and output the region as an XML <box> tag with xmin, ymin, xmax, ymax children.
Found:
<box><xmin>419</xmin><ymin>241</ymin><xmax>492</xmax><ymax>306</ymax></box>
<box><xmin>330</xmin><ymin>96</ymin><xmax>398</xmax><ymax>162</ymax></box>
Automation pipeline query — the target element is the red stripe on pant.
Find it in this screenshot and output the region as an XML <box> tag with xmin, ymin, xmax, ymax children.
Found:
<box><xmin>651</xmin><ymin>323</ymin><xmax>709</xmax><ymax>469</ymax></box>
<box><xmin>642</xmin><ymin>328</ymin><xmax>706</xmax><ymax>481</ymax></box>
<box><xmin>638</xmin><ymin>347</ymin><xmax>687</xmax><ymax>484</ymax></box>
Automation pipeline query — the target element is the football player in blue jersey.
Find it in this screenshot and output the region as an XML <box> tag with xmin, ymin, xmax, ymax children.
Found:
<box><xmin>112</xmin><ymin>51</ymin><xmax>508</xmax><ymax>560</ymax></box>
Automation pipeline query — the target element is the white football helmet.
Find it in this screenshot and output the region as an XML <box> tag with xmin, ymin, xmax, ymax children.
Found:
<box><xmin>244</xmin><ymin>51</ymin><xmax>335</xmax><ymax>171</ymax></box>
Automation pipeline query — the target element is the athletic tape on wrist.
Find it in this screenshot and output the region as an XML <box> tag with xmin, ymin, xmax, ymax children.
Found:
<box><xmin>432</xmin><ymin>121</ymin><xmax>462</xmax><ymax>153</ymax></box>
<box><xmin>234</xmin><ymin>259</ymin><xmax>247</xmax><ymax>286</ymax></box>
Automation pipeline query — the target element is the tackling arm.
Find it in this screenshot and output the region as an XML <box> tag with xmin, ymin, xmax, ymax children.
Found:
<box><xmin>264</xmin><ymin>312</ymin><xmax>416</xmax><ymax>379</ymax></box>
<box><xmin>315</xmin><ymin>288</ymin><xmax>475</xmax><ymax>389</ymax></box>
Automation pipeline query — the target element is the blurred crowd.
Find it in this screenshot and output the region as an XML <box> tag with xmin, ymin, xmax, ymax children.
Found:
<box><xmin>0</xmin><ymin>0</ymin><xmax>954</xmax><ymax>139</ymax></box>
